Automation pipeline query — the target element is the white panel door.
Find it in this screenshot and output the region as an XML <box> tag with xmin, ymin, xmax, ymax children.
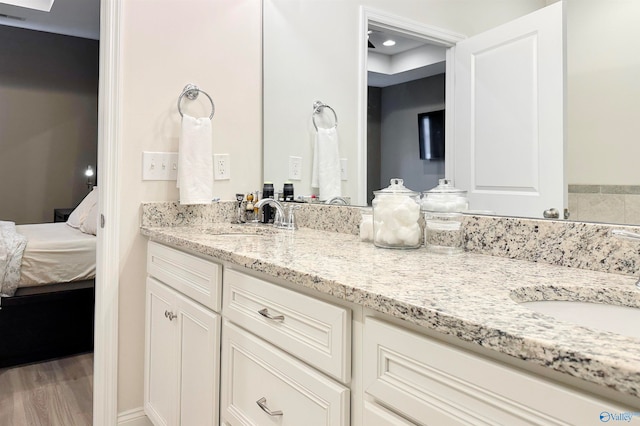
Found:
<box><xmin>453</xmin><ymin>2</ymin><xmax>565</xmax><ymax>218</ymax></box>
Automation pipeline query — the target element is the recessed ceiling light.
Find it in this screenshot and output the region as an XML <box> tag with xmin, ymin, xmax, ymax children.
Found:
<box><xmin>0</xmin><ymin>0</ymin><xmax>55</xmax><ymax>12</ymax></box>
<box><xmin>383</xmin><ymin>39</ymin><xmax>396</xmax><ymax>47</ymax></box>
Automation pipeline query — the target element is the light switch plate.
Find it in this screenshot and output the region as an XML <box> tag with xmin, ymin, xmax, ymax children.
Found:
<box><xmin>142</xmin><ymin>151</ymin><xmax>178</xmax><ymax>180</ymax></box>
<box><xmin>214</xmin><ymin>154</ymin><xmax>231</xmax><ymax>180</ymax></box>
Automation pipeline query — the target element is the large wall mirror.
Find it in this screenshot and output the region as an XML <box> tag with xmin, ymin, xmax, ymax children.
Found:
<box><xmin>263</xmin><ymin>0</ymin><xmax>640</xmax><ymax>226</ymax></box>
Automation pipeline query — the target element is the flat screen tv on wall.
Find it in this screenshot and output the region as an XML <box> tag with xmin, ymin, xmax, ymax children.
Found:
<box><xmin>418</xmin><ymin>110</ymin><xmax>445</xmax><ymax>160</ymax></box>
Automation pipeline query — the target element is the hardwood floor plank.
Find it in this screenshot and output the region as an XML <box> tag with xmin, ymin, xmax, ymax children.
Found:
<box><xmin>0</xmin><ymin>353</ymin><xmax>93</xmax><ymax>426</ymax></box>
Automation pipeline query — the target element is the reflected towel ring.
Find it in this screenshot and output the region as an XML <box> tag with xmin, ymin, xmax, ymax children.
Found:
<box><xmin>312</xmin><ymin>100</ymin><xmax>338</xmax><ymax>130</ymax></box>
<box><xmin>178</xmin><ymin>84</ymin><xmax>215</xmax><ymax>120</ymax></box>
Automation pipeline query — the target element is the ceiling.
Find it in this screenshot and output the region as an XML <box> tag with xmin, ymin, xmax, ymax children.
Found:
<box><xmin>0</xmin><ymin>0</ymin><xmax>100</xmax><ymax>39</ymax></box>
<box><xmin>367</xmin><ymin>27</ymin><xmax>446</xmax><ymax>88</ymax></box>
<box><xmin>367</xmin><ymin>28</ymin><xmax>425</xmax><ymax>55</ymax></box>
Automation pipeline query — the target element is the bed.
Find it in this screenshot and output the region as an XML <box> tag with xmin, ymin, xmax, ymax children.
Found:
<box><xmin>0</xmin><ymin>189</ymin><xmax>97</xmax><ymax>368</ymax></box>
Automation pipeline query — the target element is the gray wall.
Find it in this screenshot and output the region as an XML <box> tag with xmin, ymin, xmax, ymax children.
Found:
<box><xmin>367</xmin><ymin>86</ymin><xmax>382</xmax><ymax>205</ymax></box>
<box><xmin>0</xmin><ymin>26</ymin><xmax>99</xmax><ymax>224</ymax></box>
<box><xmin>372</xmin><ymin>73</ymin><xmax>445</xmax><ymax>195</ymax></box>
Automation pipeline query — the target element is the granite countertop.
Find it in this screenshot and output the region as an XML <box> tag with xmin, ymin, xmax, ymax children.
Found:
<box><xmin>141</xmin><ymin>223</ymin><xmax>640</xmax><ymax>400</ymax></box>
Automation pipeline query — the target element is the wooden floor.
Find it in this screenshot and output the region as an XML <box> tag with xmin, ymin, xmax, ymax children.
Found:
<box><xmin>0</xmin><ymin>352</ymin><xmax>93</xmax><ymax>426</ymax></box>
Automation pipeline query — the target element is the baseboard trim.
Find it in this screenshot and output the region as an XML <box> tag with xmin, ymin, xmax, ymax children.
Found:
<box><xmin>118</xmin><ymin>408</ymin><xmax>152</xmax><ymax>426</ymax></box>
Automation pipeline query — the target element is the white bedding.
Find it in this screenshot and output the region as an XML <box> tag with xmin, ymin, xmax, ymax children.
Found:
<box><xmin>0</xmin><ymin>221</ymin><xmax>28</xmax><ymax>297</ymax></box>
<box><xmin>15</xmin><ymin>222</ymin><xmax>96</xmax><ymax>288</ymax></box>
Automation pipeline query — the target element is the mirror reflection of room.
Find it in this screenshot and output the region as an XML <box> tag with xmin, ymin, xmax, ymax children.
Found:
<box><xmin>264</xmin><ymin>0</ymin><xmax>640</xmax><ymax>225</ymax></box>
<box><xmin>0</xmin><ymin>2</ymin><xmax>99</xmax><ymax>423</ymax></box>
<box><xmin>366</xmin><ymin>25</ymin><xmax>446</xmax><ymax>205</ymax></box>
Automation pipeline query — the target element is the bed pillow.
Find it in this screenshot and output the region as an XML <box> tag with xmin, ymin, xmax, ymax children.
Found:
<box><xmin>67</xmin><ymin>187</ymin><xmax>98</xmax><ymax>229</ymax></box>
<box><xmin>80</xmin><ymin>202</ymin><xmax>98</xmax><ymax>236</ymax></box>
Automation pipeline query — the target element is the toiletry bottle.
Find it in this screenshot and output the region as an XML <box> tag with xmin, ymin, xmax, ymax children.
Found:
<box><xmin>245</xmin><ymin>193</ymin><xmax>255</xmax><ymax>222</ymax></box>
<box><xmin>283</xmin><ymin>182</ymin><xmax>294</xmax><ymax>201</ymax></box>
<box><xmin>262</xmin><ymin>182</ymin><xmax>274</xmax><ymax>223</ymax></box>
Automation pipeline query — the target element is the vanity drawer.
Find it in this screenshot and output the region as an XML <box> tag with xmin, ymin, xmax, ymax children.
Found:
<box><xmin>220</xmin><ymin>321</ymin><xmax>349</xmax><ymax>426</ymax></box>
<box><xmin>147</xmin><ymin>241</ymin><xmax>222</xmax><ymax>311</ymax></box>
<box><xmin>223</xmin><ymin>268</ymin><xmax>351</xmax><ymax>383</ymax></box>
<box><xmin>363</xmin><ymin>317</ymin><xmax>629</xmax><ymax>425</ymax></box>
<box><xmin>363</xmin><ymin>401</ymin><xmax>416</xmax><ymax>425</ymax></box>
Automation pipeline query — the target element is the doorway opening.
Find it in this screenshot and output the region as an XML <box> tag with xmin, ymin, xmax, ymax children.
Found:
<box><xmin>357</xmin><ymin>8</ymin><xmax>464</xmax><ymax>206</ymax></box>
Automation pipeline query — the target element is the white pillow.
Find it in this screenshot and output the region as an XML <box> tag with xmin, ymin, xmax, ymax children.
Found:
<box><xmin>67</xmin><ymin>187</ymin><xmax>98</xmax><ymax>229</ymax></box>
<box><xmin>80</xmin><ymin>202</ymin><xmax>98</xmax><ymax>235</ymax></box>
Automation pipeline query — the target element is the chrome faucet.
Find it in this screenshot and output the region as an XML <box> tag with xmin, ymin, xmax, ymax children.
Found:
<box><xmin>255</xmin><ymin>198</ymin><xmax>297</xmax><ymax>229</ymax></box>
<box><xmin>325</xmin><ymin>196</ymin><xmax>349</xmax><ymax>205</ymax></box>
<box><xmin>611</xmin><ymin>229</ymin><xmax>640</xmax><ymax>289</ymax></box>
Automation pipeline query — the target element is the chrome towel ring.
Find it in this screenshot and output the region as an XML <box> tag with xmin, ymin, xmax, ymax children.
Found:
<box><xmin>178</xmin><ymin>84</ymin><xmax>215</xmax><ymax>120</ymax></box>
<box><xmin>312</xmin><ymin>100</ymin><xmax>338</xmax><ymax>130</ymax></box>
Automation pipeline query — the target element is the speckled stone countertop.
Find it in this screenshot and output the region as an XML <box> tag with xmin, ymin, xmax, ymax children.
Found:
<box><xmin>141</xmin><ymin>223</ymin><xmax>640</xmax><ymax>401</ymax></box>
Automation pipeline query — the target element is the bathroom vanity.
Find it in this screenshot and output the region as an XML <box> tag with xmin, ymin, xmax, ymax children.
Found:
<box><xmin>141</xmin><ymin>215</ymin><xmax>640</xmax><ymax>425</ymax></box>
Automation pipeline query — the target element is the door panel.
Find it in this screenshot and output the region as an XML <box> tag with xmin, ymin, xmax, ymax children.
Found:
<box><xmin>453</xmin><ymin>2</ymin><xmax>565</xmax><ymax>218</ymax></box>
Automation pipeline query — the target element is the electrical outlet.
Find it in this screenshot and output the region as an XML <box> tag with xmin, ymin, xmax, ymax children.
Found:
<box><xmin>142</xmin><ymin>151</ymin><xmax>178</xmax><ymax>180</ymax></box>
<box><xmin>214</xmin><ymin>154</ymin><xmax>231</xmax><ymax>180</ymax></box>
<box><xmin>289</xmin><ymin>156</ymin><xmax>302</xmax><ymax>180</ymax></box>
<box><xmin>340</xmin><ymin>158</ymin><xmax>348</xmax><ymax>181</ymax></box>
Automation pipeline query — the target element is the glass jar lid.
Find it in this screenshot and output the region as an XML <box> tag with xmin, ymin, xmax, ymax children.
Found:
<box><xmin>373</xmin><ymin>178</ymin><xmax>419</xmax><ymax>197</ymax></box>
<box><xmin>421</xmin><ymin>179</ymin><xmax>468</xmax><ymax>212</ymax></box>
<box><xmin>423</xmin><ymin>179</ymin><xmax>466</xmax><ymax>195</ymax></box>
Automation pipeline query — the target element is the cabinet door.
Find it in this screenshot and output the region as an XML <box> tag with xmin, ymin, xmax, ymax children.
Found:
<box><xmin>145</xmin><ymin>278</ymin><xmax>179</xmax><ymax>426</ymax></box>
<box><xmin>145</xmin><ymin>277</ymin><xmax>221</xmax><ymax>426</ymax></box>
<box><xmin>177</xmin><ymin>286</ymin><xmax>221</xmax><ymax>426</ymax></box>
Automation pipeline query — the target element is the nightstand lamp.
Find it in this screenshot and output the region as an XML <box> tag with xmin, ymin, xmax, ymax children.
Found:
<box><xmin>85</xmin><ymin>165</ymin><xmax>94</xmax><ymax>190</ymax></box>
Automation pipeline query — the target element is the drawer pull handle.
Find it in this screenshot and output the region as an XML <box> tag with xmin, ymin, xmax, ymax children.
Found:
<box><xmin>256</xmin><ymin>397</ymin><xmax>283</xmax><ymax>416</ymax></box>
<box><xmin>164</xmin><ymin>310</ymin><xmax>177</xmax><ymax>321</ymax></box>
<box><xmin>258</xmin><ymin>308</ymin><xmax>284</xmax><ymax>322</ymax></box>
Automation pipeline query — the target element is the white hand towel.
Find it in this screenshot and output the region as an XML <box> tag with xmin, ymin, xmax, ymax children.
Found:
<box><xmin>311</xmin><ymin>126</ymin><xmax>342</xmax><ymax>200</ymax></box>
<box><xmin>177</xmin><ymin>114</ymin><xmax>214</xmax><ymax>204</ymax></box>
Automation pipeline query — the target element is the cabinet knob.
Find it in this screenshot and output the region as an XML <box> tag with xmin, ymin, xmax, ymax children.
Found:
<box><xmin>256</xmin><ymin>397</ymin><xmax>283</xmax><ymax>416</ymax></box>
<box><xmin>258</xmin><ymin>308</ymin><xmax>284</xmax><ymax>322</ymax></box>
<box><xmin>164</xmin><ymin>310</ymin><xmax>177</xmax><ymax>321</ymax></box>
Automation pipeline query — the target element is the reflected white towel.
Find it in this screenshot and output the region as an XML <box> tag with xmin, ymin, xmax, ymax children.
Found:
<box><xmin>177</xmin><ymin>114</ymin><xmax>213</xmax><ymax>204</ymax></box>
<box><xmin>311</xmin><ymin>127</ymin><xmax>341</xmax><ymax>200</ymax></box>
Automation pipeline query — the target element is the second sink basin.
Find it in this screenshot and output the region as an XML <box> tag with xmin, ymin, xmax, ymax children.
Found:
<box><xmin>519</xmin><ymin>300</ymin><xmax>640</xmax><ymax>339</ymax></box>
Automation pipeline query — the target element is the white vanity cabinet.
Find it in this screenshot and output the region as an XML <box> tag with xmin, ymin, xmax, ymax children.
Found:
<box><xmin>362</xmin><ymin>317</ymin><xmax>631</xmax><ymax>425</ymax></box>
<box><xmin>144</xmin><ymin>242</ymin><xmax>223</xmax><ymax>426</ymax></box>
<box><xmin>220</xmin><ymin>268</ymin><xmax>351</xmax><ymax>425</ymax></box>
<box><xmin>142</xmin><ymin>237</ymin><xmax>638</xmax><ymax>426</ymax></box>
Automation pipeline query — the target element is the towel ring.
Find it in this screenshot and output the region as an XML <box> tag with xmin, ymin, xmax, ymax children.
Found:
<box><xmin>312</xmin><ymin>100</ymin><xmax>338</xmax><ymax>131</ymax></box>
<box><xmin>178</xmin><ymin>84</ymin><xmax>215</xmax><ymax>120</ymax></box>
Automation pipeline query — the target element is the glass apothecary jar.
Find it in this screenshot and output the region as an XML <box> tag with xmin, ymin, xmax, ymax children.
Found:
<box><xmin>359</xmin><ymin>208</ymin><xmax>374</xmax><ymax>242</ymax></box>
<box><xmin>372</xmin><ymin>178</ymin><xmax>421</xmax><ymax>249</ymax></box>
<box><xmin>421</xmin><ymin>179</ymin><xmax>468</xmax><ymax>254</ymax></box>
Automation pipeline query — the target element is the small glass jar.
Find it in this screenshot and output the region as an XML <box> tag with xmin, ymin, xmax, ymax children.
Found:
<box><xmin>372</xmin><ymin>178</ymin><xmax>421</xmax><ymax>249</ymax></box>
<box><xmin>359</xmin><ymin>208</ymin><xmax>373</xmax><ymax>242</ymax></box>
<box><xmin>421</xmin><ymin>179</ymin><xmax>468</xmax><ymax>254</ymax></box>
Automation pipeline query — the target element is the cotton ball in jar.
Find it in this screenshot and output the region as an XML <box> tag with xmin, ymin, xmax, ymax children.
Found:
<box><xmin>397</xmin><ymin>222</ymin><xmax>421</xmax><ymax>246</ymax></box>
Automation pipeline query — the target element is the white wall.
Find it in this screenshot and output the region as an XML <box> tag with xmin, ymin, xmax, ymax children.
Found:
<box><xmin>263</xmin><ymin>0</ymin><xmax>548</xmax><ymax>205</ymax></box>
<box><xmin>566</xmin><ymin>0</ymin><xmax>640</xmax><ymax>185</ymax></box>
<box><xmin>117</xmin><ymin>0</ymin><xmax>262</xmax><ymax>413</ymax></box>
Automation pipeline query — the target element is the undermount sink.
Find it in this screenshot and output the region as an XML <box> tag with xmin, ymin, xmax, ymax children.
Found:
<box><xmin>519</xmin><ymin>300</ymin><xmax>640</xmax><ymax>339</ymax></box>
